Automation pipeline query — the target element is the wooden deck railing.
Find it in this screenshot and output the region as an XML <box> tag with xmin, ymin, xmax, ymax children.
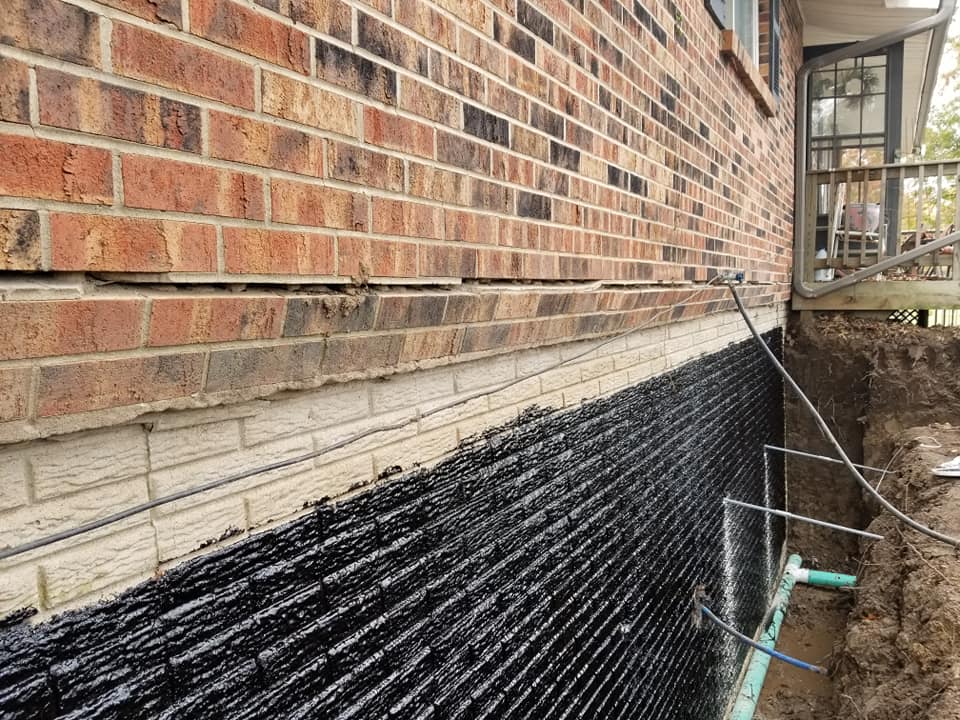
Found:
<box><xmin>803</xmin><ymin>159</ymin><xmax>960</xmax><ymax>283</ymax></box>
<box><xmin>794</xmin><ymin>159</ymin><xmax>960</xmax><ymax>311</ymax></box>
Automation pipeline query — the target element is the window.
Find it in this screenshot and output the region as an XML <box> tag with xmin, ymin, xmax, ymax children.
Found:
<box><xmin>706</xmin><ymin>0</ymin><xmax>779</xmax><ymax>90</ymax></box>
<box><xmin>809</xmin><ymin>53</ymin><xmax>891</xmax><ymax>224</ymax></box>
<box><xmin>809</xmin><ymin>53</ymin><xmax>889</xmax><ymax>171</ymax></box>
<box><xmin>730</xmin><ymin>0</ymin><xmax>759</xmax><ymax>64</ymax></box>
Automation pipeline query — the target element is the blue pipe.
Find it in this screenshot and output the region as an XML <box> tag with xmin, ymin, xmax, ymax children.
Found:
<box><xmin>699</xmin><ymin>606</ymin><xmax>826</xmax><ymax>675</ymax></box>
<box><xmin>725</xmin><ymin>555</ymin><xmax>825</xmax><ymax>720</ymax></box>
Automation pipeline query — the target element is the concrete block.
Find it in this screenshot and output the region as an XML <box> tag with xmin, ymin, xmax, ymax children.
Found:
<box><xmin>539</xmin><ymin>364</ymin><xmax>583</xmax><ymax>393</ymax></box>
<box><xmin>143</xmin><ymin>401</ymin><xmax>268</xmax><ymax>431</ymax></box>
<box><xmin>625</xmin><ymin>325</ymin><xmax>665</xmax><ymax>350</ymax></box>
<box><xmin>558</xmin><ymin>339</ymin><xmax>597</xmax><ymax>362</ymax></box>
<box><xmin>0</xmin><ymin>478</ymin><xmax>148</xmax><ymax>549</ymax></box>
<box><xmin>662</xmin><ymin>335</ymin><xmax>694</xmax><ymax>357</ymax></box>
<box><xmin>41</xmin><ymin>523</ymin><xmax>157</xmax><ymax>607</ymax></box>
<box><xmin>313</xmin><ymin>454</ymin><xmax>377</xmax><ymax>500</ymax></box>
<box><xmin>611</xmin><ymin>349</ymin><xmax>641</xmax><ymax>371</ymax></box>
<box><xmin>534</xmin><ymin>390</ymin><xmax>565</xmax><ymax>412</ymax></box>
<box><xmin>313</xmin><ymin>409</ymin><xmax>419</xmax><ymax>465</ymax></box>
<box><xmin>456</xmin><ymin>406</ymin><xmax>520</xmax><ymax>443</ymax></box>
<box><xmin>0</xmin><ymin>455</ymin><xmax>29</xmax><ymax>512</ymax></box>
<box><xmin>579</xmin><ymin>357</ymin><xmax>616</xmax><ymax>381</ymax></box>
<box><xmin>369</xmin><ymin>366</ymin><xmax>455</xmax><ymax>415</ymax></box>
<box><xmin>0</xmin><ymin>562</ymin><xmax>39</xmax><ymax>619</ymax></box>
<box><xmin>242</xmin><ymin>384</ymin><xmax>370</xmax><ymax>446</ymax></box>
<box><xmin>594</xmin><ymin>336</ymin><xmax>629</xmax><ymax>357</ymax></box>
<box><xmin>454</xmin><ymin>355</ymin><xmax>515</xmax><ymax>392</ymax></box>
<box><xmin>488</xmin><ymin>376</ymin><xmax>541</xmax><ymax>409</ymax></box>
<box><xmin>149</xmin><ymin>435</ymin><xmax>312</xmax><ymax>497</ymax></box>
<box><xmin>563</xmin><ymin>380</ymin><xmax>600</xmax><ymax>407</ymax></box>
<box><xmin>245</xmin><ymin>455</ymin><xmax>374</xmax><ymax>526</ymax></box>
<box><xmin>30</xmin><ymin>426</ymin><xmax>148</xmax><ymax>500</ymax></box>
<box><xmin>627</xmin><ymin>358</ymin><xmax>668</xmax><ymax>385</ymax></box>
<box><xmin>244</xmin><ymin>471</ymin><xmax>316</xmax><ymax>528</ymax></box>
<box><xmin>374</xmin><ymin>427</ymin><xmax>458</xmax><ymax>475</ymax></box>
<box><xmin>636</xmin><ymin>340</ymin><xmax>665</xmax><ymax>363</ymax></box>
<box><xmin>418</xmin><ymin>396</ymin><xmax>488</xmax><ymax>433</ymax></box>
<box><xmin>154</xmin><ymin>496</ymin><xmax>246</xmax><ymax>562</ymax></box>
<box><xmin>516</xmin><ymin>345</ymin><xmax>562</xmax><ymax>376</ymax></box>
<box><xmin>148</xmin><ymin>420</ymin><xmax>242</xmax><ymax>470</ymax></box>
<box><xmin>598</xmin><ymin>371</ymin><xmax>630</xmax><ymax>396</ymax></box>
<box><xmin>667</xmin><ymin>321</ymin><xmax>697</xmax><ymax>339</ymax></box>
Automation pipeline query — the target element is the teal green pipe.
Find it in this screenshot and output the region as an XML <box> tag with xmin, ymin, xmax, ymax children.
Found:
<box><xmin>729</xmin><ymin>554</ymin><xmax>803</xmax><ymax>720</ymax></box>
<box><xmin>792</xmin><ymin>567</ymin><xmax>857</xmax><ymax>588</ymax></box>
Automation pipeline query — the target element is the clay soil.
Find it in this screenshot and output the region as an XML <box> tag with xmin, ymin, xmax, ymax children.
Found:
<box><xmin>757</xmin><ymin>315</ymin><xmax>960</xmax><ymax>720</ymax></box>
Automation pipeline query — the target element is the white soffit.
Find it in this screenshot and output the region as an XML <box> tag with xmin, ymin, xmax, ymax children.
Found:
<box><xmin>801</xmin><ymin>0</ymin><xmax>938</xmax><ymax>153</ymax></box>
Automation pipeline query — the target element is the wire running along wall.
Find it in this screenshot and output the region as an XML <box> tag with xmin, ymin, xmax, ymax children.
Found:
<box><xmin>0</xmin><ymin>332</ymin><xmax>785</xmax><ymax>720</ymax></box>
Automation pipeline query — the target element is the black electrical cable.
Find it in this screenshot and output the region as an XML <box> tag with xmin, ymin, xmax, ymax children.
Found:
<box><xmin>728</xmin><ymin>282</ymin><xmax>960</xmax><ymax>548</ymax></box>
<box><xmin>1</xmin><ymin>280</ymin><xmax>737</xmax><ymax>562</ymax></box>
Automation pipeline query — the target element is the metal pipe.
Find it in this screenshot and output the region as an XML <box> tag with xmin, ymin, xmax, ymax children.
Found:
<box><xmin>730</xmin><ymin>283</ymin><xmax>960</xmax><ymax>547</ymax></box>
<box><xmin>728</xmin><ymin>555</ymin><xmax>825</xmax><ymax>720</ymax></box>
<box><xmin>724</xmin><ymin>498</ymin><xmax>885</xmax><ymax>541</ymax></box>
<box><xmin>789</xmin><ymin>567</ymin><xmax>857</xmax><ymax>588</ymax></box>
<box><xmin>764</xmin><ymin>445</ymin><xmax>889</xmax><ymax>474</ymax></box>
<box><xmin>793</xmin><ymin>0</ymin><xmax>958</xmax><ymax>299</ymax></box>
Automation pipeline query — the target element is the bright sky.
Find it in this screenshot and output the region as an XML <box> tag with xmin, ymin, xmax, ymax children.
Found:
<box><xmin>931</xmin><ymin>11</ymin><xmax>960</xmax><ymax>111</ymax></box>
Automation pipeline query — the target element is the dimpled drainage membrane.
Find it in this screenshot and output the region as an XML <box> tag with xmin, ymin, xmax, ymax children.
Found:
<box><xmin>0</xmin><ymin>331</ymin><xmax>784</xmax><ymax>720</ymax></box>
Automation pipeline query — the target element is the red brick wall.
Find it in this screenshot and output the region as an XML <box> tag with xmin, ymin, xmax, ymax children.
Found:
<box><xmin>0</xmin><ymin>0</ymin><xmax>801</xmax><ymax>438</ymax></box>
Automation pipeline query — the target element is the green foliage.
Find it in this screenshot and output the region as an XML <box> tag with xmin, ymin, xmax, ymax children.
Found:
<box><xmin>923</xmin><ymin>24</ymin><xmax>960</xmax><ymax>161</ymax></box>
<box><xmin>905</xmin><ymin>21</ymin><xmax>960</xmax><ymax>235</ymax></box>
<box><xmin>923</xmin><ymin>97</ymin><xmax>960</xmax><ymax>162</ymax></box>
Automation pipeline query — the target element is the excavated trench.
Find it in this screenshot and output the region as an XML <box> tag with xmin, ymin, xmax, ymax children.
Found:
<box><xmin>758</xmin><ymin>315</ymin><xmax>960</xmax><ymax>720</ymax></box>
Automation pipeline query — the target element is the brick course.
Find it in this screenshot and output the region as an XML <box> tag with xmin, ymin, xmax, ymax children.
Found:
<box><xmin>0</xmin><ymin>0</ymin><xmax>801</xmax><ymax>574</ymax></box>
<box><xmin>0</xmin><ymin>0</ymin><xmax>800</xmax><ymax>283</ymax></box>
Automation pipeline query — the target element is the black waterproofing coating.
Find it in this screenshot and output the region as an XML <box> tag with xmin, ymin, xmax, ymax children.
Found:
<box><xmin>0</xmin><ymin>331</ymin><xmax>785</xmax><ymax>720</ymax></box>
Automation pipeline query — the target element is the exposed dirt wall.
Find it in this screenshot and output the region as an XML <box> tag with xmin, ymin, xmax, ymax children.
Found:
<box><xmin>761</xmin><ymin>315</ymin><xmax>960</xmax><ymax>720</ymax></box>
<box><xmin>784</xmin><ymin>316</ymin><xmax>960</xmax><ymax>570</ymax></box>
<box><xmin>835</xmin><ymin>426</ymin><xmax>960</xmax><ymax>720</ymax></box>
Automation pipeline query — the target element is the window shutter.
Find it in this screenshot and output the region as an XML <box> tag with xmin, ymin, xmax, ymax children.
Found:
<box><xmin>705</xmin><ymin>0</ymin><xmax>726</xmax><ymax>28</ymax></box>
<box><xmin>769</xmin><ymin>0</ymin><xmax>782</xmax><ymax>97</ymax></box>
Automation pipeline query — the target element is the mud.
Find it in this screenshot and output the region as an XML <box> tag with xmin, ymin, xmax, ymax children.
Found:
<box><xmin>759</xmin><ymin>315</ymin><xmax>960</xmax><ymax>720</ymax></box>
<box><xmin>834</xmin><ymin>426</ymin><xmax>960</xmax><ymax>720</ymax></box>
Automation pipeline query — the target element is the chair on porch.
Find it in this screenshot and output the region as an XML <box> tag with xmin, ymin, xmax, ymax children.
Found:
<box><xmin>826</xmin><ymin>183</ymin><xmax>884</xmax><ymax>269</ymax></box>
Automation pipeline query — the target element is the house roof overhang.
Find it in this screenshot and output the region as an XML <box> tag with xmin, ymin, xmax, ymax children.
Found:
<box><xmin>799</xmin><ymin>0</ymin><xmax>954</xmax><ymax>155</ymax></box>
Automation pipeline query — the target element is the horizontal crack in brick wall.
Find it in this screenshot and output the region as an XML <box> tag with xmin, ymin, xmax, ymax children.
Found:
<box><xmin>0</xmin><ymin>332</ymin><xmax>785</xmax><ymax>719</ymax></box>
<box><xmin>0</xmin><ymin>284</ymin><xmax>781</xmax><ymax>443</ymax></box>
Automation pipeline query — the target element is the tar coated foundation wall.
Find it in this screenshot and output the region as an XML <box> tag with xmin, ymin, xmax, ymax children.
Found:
<box><xmin>0</xmin><ymin>322</ymin><xmax>786</xmax><ymax>720</ymax></box>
